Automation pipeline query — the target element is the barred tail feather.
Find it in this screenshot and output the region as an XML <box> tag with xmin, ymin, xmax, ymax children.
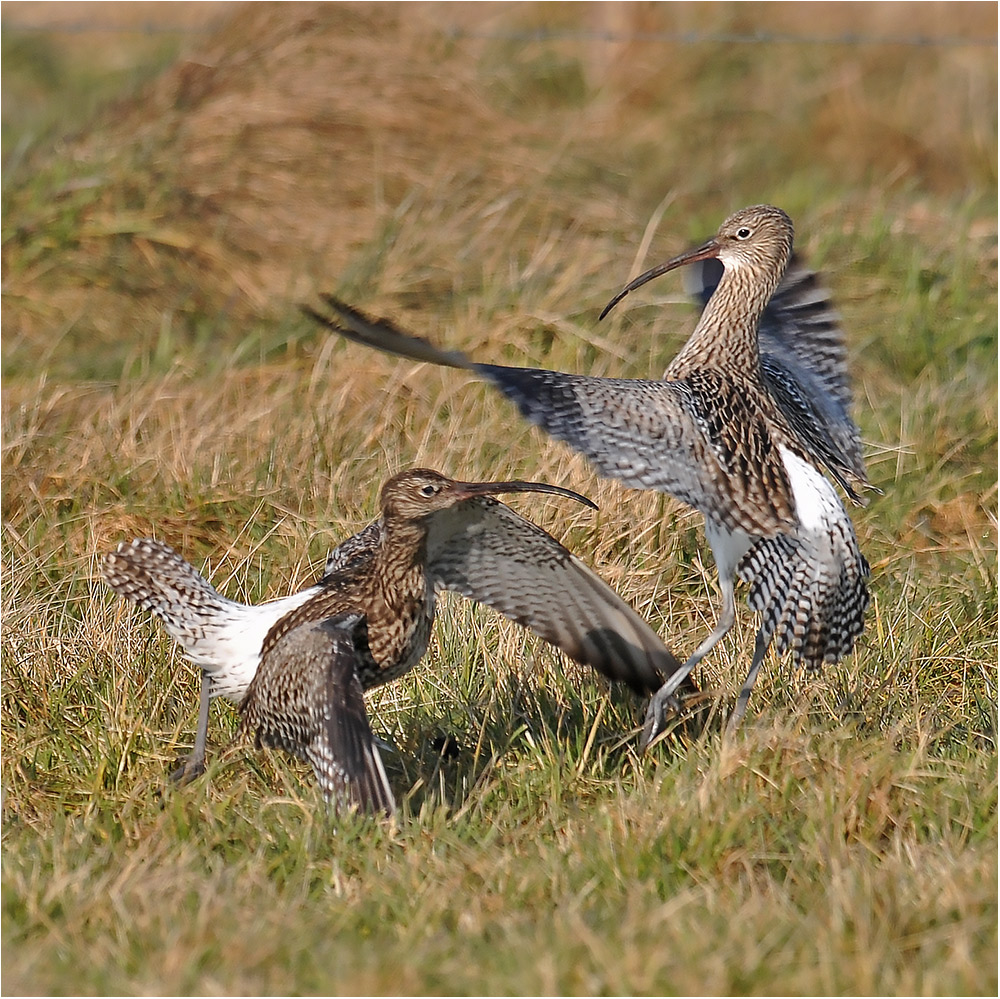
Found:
<box><xmin>102</xmin><ymin>539</ymin><xmax>242</xmax><ymax>655</ymax></box>
<box><xmin>102</xmin><ymin>538</ymin><xmax>321</xmax><ymax>702</ymax></box>
<box><xmin>738</xmin><ymin>521</ymin><xmax>869</xmax><ymax>670</ymax></box>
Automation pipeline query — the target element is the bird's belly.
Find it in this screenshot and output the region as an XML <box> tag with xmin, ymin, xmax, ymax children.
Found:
<box><xmin>703</xmin><ymin>519</ymin><xmax>755</xmax><ymax>578</ymax></box>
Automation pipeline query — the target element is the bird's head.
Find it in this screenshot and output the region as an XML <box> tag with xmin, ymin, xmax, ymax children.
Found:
<box><xmin>379</xmin><ymin>468</ymin><xmax>597</xmax><ymax>521</ymax></box>
<box><xmin>600</xmin><ymin>204</ymin><xmax>794</xmax><ymax>319</ymax></box>
<box><xmin>709</xmin><ymin>205</ymin><xmax>794</xmax><ymax>274</ymax></box>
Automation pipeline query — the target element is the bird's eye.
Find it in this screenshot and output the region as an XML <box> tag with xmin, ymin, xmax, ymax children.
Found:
<box><xmin>420</xmin><ymin>484</ymin><xmax>438</xmax><ymax>496</ymax></box>
<box><xmin>736</xmin><ymin>227</ymin><xmax>752</xmax><ymax>240</ymax></box>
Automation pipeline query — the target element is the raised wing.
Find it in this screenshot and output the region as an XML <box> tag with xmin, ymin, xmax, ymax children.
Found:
<box><xmin>424</xmin><ymin>495</ymin><xmax>682</xmax><ymax>695</ymax></box>
<box><xmin>685</xmin><ymin>254</ymin><xmax>870</xmax><ymax>497</ymax></box>
<box><xmin>241</xmin><ymin>614</ymin><xmax>394</xmax><ymax>815</ymax></box>
<box><xmin>470</xmin><ymin>364</ymin><xmax>796</xmax><ymax>537</ymax></box>
<box><xmin>305</xmin><ymin>298</ymin><xmax>796</xmax><ymax>538</ymax></box>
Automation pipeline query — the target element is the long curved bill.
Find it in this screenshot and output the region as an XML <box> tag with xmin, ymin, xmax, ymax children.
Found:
<box><xmin>452</xmin><ymin>479</ymin><xmax>598</xmax><ymax>511</ymax></box>
<box><xmin>599</xmin><ymin>237</ymin><xmax>722</xmax><ymax>320</ymax></box>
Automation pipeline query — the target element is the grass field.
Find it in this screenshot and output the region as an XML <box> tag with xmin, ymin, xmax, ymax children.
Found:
<box><xmin>2</xmin><ymin>3</ymin><xmax>997</xmax><ymax>995</ymax></box>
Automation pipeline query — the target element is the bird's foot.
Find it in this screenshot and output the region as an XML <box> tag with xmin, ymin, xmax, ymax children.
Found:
<box><xmin>723</xmin><ymin>697</ymin><xmax>750</xmax><ymax>739</ymax></box>
<box><xmin>169</xmin><ymin>755</ymin><xmax>205</xmax><ymax>785</ymax></box>
<box><xmin>641</xmin><ymin>686</ymin><xmax>685</xmax><ymax>751</ymax></box>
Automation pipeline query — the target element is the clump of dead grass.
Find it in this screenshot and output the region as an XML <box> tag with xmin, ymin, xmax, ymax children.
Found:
<box><xmin>2</xmin><ymin>3</ymin><xmax>997</xmax><ymax>995</ymax></box>
<box><xmin>4</xmin><ymin>3</ymin><xmax>996</xmax><ymax>375</ymax></box>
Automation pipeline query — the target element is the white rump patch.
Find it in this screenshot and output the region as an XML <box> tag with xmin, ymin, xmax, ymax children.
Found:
<box><xmin>778</xmin><ymin>446</ymin><xmax>840</xmax><ymax>532</ymax></box>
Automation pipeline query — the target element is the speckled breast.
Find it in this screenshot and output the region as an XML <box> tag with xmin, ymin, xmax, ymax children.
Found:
<box><xmin>362</xmin><ymin>591</ymin><xmax>436</xmax><ymax>690</ymax></box>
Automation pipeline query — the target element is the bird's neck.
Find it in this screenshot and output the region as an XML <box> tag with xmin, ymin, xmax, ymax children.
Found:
<box><xmin>373</xmin><ymin>516</ymin><xmax>431</xmax><ymax>607</ymax></box>
<box><xmin>667</xmin><ymin>260</ymin><xmax>784</xmax><ymax>380</ymax></box>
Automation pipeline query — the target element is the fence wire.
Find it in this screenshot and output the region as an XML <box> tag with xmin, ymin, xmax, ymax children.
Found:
<box><xmin>444</xmin><ymin>26</ymin><xmax>998</xmax><ymax>48</ymax></box>
<box><xmin>2</xmin><ymin>17</ymin><xmax>996</xmax><ymax>48</ymax></box>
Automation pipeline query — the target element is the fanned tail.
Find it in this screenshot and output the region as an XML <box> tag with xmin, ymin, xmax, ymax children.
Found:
<box><xmin>737</xmin><ymin>467</ymin><xmax>870</xmax><ymax>670</ymax></box>
<box><xmin>102</xmin><ymin>539</ymin><xmax>243</xmax><ymax>663</ymax></box>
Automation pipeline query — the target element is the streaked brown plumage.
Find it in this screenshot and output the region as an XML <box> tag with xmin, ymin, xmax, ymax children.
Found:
<box><xmin>304</xmin><ymin>205</ymin><xmax>873</xmax><ymax>743</ymax></box>
<box><xmin>104</xmin><ymin>468</ymin><xmax>691</xmax><ymax>809</ymax></box>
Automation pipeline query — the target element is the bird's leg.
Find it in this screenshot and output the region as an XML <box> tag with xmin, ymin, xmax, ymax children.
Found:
<box><xmin>725</xmin><ymin>630</ymin><xmax>768</xmax><ymax>736</ymax></box>
<box><xmin>170</xmin><ymin>672</ymin><xmax>211</xmax><ymax>783</ymax></box>
<box><xmin>642</xmin><ymin>574</ymin><xmax>739</xmax><ymax>748</ymax></box>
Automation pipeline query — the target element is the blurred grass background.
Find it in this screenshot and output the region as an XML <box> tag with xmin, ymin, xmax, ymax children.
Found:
<box><xmin>2</xmin><ymin>2</ymin><xmax>997</xmax><ymax>994</ymax></box>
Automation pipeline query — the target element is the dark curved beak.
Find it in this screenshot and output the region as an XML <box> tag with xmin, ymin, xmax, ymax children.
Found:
<box><xmin>451</xmin><ymin>480</ymin><xmax>598</xmax><ymax>511</ymax></box>
<box><xmin>599</xmin><ymin>237</ymin><xmax>722</xmax><ymax>320</ymax></box>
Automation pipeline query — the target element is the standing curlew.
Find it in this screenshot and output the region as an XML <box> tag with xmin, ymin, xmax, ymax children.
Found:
<box><xmin>304</xmin><ymin>205</ymin><xmax>873</xmax><ymax>743</ymax></box>
<box><xmin>104</xmin><ymin>468</ymin><xmax>690</xmax><ymax>809</ymax></box>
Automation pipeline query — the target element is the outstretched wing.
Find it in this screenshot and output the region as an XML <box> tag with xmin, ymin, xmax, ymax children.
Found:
<box><xmin>423</xmin><ymin>495</ymin><xmax>682</xmax><ymax>695</ymax></box>
<box><xmin>469</xmin><ymin>364</ymin><xmax>796</xmax><ymax>536</ymax></box>
<box><xmin>305</xmin><ymin>298</ymin><xmax>796</xmax><ymax>537</ymax></box>
<box><xmin>685</xmin><ymin>254</ymin><xmax>870</xmax><ymax>497</ymax></box>
<box><xmin>242</xmin><ymin>614</ymin><xmax>394</xmax><ymax>815</ymax></box>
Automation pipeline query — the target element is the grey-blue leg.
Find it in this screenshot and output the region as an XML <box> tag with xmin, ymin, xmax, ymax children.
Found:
<box><xmin>642</xmin><ymin>573</ymin><xmax>739</xmax><ymax>748</ymax></box>
<box><xmin>170</xmin><ymin>672</ymin><xmax>211</xmax><ymax>783</ymax></box>
<box><xmin>726</xmin><ymin>630</ymin><xmax>767</xmax><ymax>735</ymax></box>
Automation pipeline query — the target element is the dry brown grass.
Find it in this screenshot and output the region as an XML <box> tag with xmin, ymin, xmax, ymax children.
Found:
<box><xmin>2</xmin><ymin>2</ymin><xmax>997</xmax><ymax>995</ymax></box>
<box><xmin>4</xmin><ymin>2</ymin><xmax>996</xmax><ymax>358</ymax></box>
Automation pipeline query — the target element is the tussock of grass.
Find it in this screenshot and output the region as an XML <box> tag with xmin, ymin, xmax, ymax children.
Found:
<box><xmin>3</xmin><ymin>2</ymin><xmax>997</xmax><ymax>995</ymax></box>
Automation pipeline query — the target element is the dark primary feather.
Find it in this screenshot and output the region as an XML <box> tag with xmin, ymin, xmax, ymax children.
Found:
<box><xmin>423</xmin><ymin>495</ymin><xmax>680</xmax><ymax>693</ymax></box>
